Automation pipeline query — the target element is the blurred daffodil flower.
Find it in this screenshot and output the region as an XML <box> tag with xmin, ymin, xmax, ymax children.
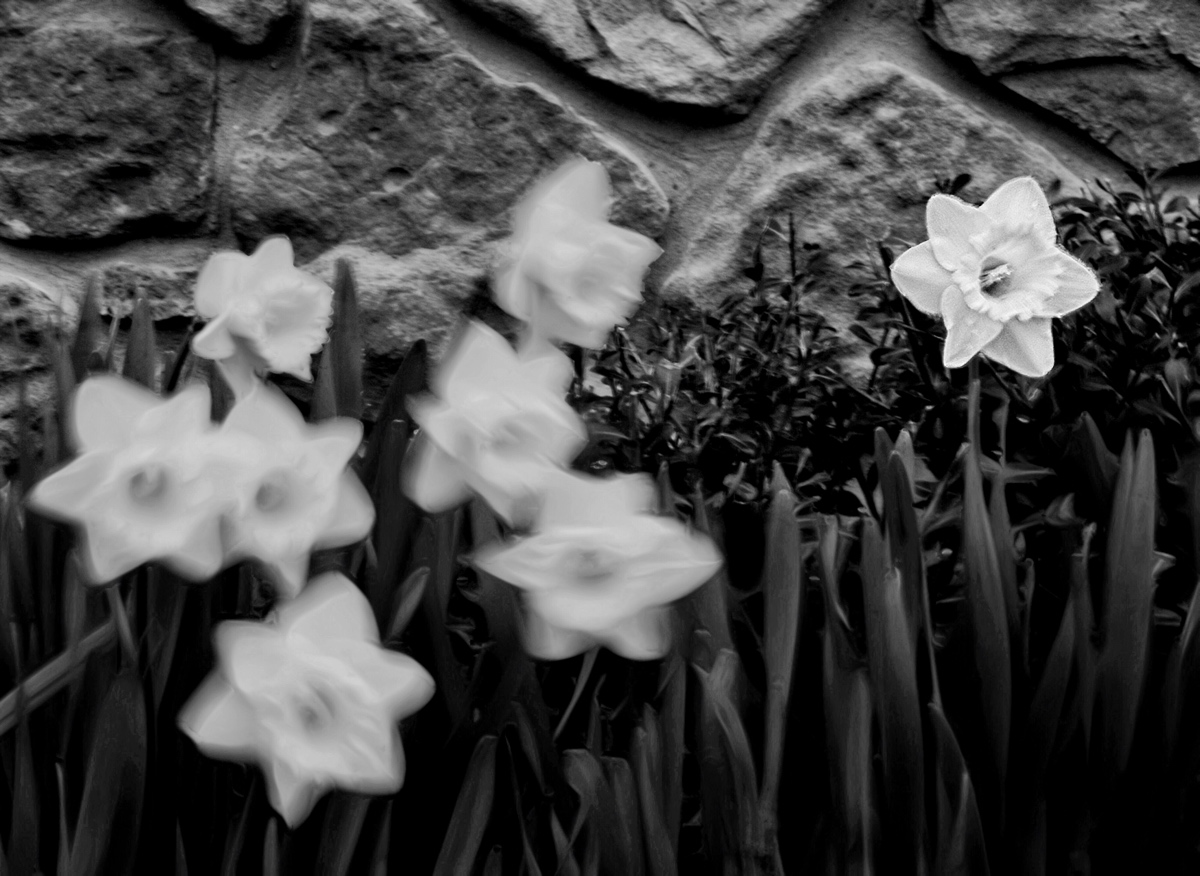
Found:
<box><xmin>472</xmin><ymin>469</ymin><xmax>724</xmax><ymax>660</ymax></box>
<box><xmin>192</xmin><ymin>236</ymin><xmax>333</xmax><ymax>389</ymax></box>
<box><xmin>404</xmin><ymin>320</ymin><xmax>586</xmax><ymax>527</ymax></box>
<box><xmin>494</xmin><ymin>158</ymin><xmax>662</xmax><ymax>350</ymax></box>
<box><xmin>890</xmin><ymin>177</ymin><xmax>1099</xmax><ymax>377</ymax></box>
<box><xmin>218</xmin><ymin>383</ymin><xmax>374</xmax><ymax>598</ymax></box>
<box><xmin>27</xmin><ymin>376</ymin><xmax>228</xmax><ymax>584</ymax></box>
<box><xmin>178</xmin><ymin>572</ymin><xmax>436</xmax><ymax>827</ymax></box>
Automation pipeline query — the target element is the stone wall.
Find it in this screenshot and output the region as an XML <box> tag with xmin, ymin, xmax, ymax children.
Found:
<box><xmin>1</xmin><ymin>0</ymin><xmax>1196</xmax><ymax>465</ymax></box>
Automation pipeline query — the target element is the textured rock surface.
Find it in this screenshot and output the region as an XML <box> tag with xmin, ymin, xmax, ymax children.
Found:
<box><xmin>185</xmin><ymin>0</ymin><xmax>296</xmax><ymax>46</ymax></box>
<box><xmin>663</xmin><ymin>62</ymin><xmax>1081</xmax><ymax>323</ymax></box>
<box><xmin>229</xmin><ymin>0</ymin><xmax>669</xmax><ymax>263</ymax></box>
<box><xmin>0</xmin><ymin>6</ymin><xmax>216</xmax><ymax>241</ymax></box>
<box><xmin>456</xmin><ymin>0</ymin><xmax>835</xmax><ymax>111</ymax></box>
<box><xmin>921</xmin><ymin>0</ymin><xmax>1200</xmax><ymax>168</ymax></box>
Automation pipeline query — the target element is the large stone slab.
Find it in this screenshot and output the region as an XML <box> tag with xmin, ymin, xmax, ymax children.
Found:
<box><xmin>457</xmin><ymin>0</ymin><xmax>834</xmax><ymax>111</ymax></box>
<box><xmin>229</xmin><ymin>0</ymin><xmax>669</xmax><ymax>265</ymax></box>
<box><xmin>921</xmin><ymin>0</ymin><xmax>1200</xmax><ymax>168</ymax></box>
<box><xmin>184</xmin><ymin>0</ymin><xmax>297</xmax><ymax>46</ymax></box>
<box><xmin>0</xmin><ymin>6</ymin><xmax>217</xmax><ymax>241</ymax></box>
<box><xmin>662</xmin><ymin>62</ymin><xmax>1081</xmax><ymax>327</ymax></box>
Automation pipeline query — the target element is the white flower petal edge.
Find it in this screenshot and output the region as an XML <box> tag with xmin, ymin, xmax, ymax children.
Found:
<box><xmin>179</xmin><ymin>573</ymin><xmax>436</xmax><ymax>828</ymax></box>
<box><xmin>405</xmin><ymin>320</ymin><xmax>586</xmax><ymax>525</ymax></box>
<box><xmin>27</xmin><ymin>377</ymin><xmax>228</xmax><ymax>584</ymax></box>
<box><xmin>890</xmin><ymin>176</ymin><xmax>1099</xmax><ymax>377</ymax></box>
<box><xmin>494</xmin><ymin>158</ymin><xmax>662</xmax><ymax>349</ymax></box>
<box><xmin>192</xmin><ymin>236</ymin><xmax>333</xmax><ymax>383</ymax></box>
<box><xmin>472</xmin><ymin>470</ymin><xmax>723</xmax><ymax>661</ymax></box>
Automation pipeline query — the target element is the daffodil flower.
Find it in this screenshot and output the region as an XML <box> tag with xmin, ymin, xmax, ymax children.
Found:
<box><xmin>178</xmin><ymin>572</ymin><xmax>436</xmax><ymax>827</ymax></box>
<box><xmin>472</xmin><ymin>470</ymin><xmax>724</xmax><ymax>660</ymax></box>
<box><xmin>192</xmin><ymin>236</ymin><xmax>333</xmax><ymax>387</ymax></box>
<box><xmin>404</xmin><ymin>320</ymin><xmax>586</xmax><ymax>526</ymax></box>
<box><xmin>494</xmin><ymin>158</ymin><xmax>663</xmax><ymax>350</ymax></box>
<box><xmin>26</xmin><ymin>376</ymin><xmax>228</xmax><ymax>584</ymax></box>
<box><xmin>218</xmin><ymin>383</ymin><xmax>374</xmax><ymax>597</ymax></box>
<box><xmin>890</xmin><ymin>177</ymin><xmax>1099</xmax><ymax>377</ymax></box>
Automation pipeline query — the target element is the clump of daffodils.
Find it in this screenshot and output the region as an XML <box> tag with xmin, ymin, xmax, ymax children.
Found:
<box><xmin>405</xmin><ymin>156</ymin><xmax>725</xmax><ymax>661</ymax></box>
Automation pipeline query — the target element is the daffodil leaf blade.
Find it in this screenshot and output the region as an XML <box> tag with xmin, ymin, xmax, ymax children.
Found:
<box><xmin>602</xmin><ymin>756</ymin><xmax>645</xmax><ymax>876</ymax></box>
<box><xmin>432</xmin><ymin>734</ymin><xmax>497</xmax><ymax>876</ymax></box>
<box><xmin>1094</xmin><ymin>429</ymin><xmax>1157</xmax><ymax>779</ymax></box>
<box><xmin>759</xmin><ymin>464</ymin><xmax>803</xmax><ymax>830</ymax></box>
<box><xmin>929</xmin><ymin>701</ymin><xmax>991</xmax><ymax>876</ymax></box>
<box><xmin>121</xmin><ymin>298</ymin><xmax>158</xmax><ymax>390</ymax></box>
<box><xmin>329</xmin><ymin>259</ymin><xmax>363</xmax><ymax>421</ymax></box>
<box><xmin>632</xmin><ymin>726</ymin><xmax>676</xmax><ymax>876</ymax></box>
<box><xmin>1018</xmin><ymin>586</ymin><xmax>1075</xmax><ymax>803</ymax></box>
<box><xmin>658</xmin><ymin>653</ymin><xmax>686</xmax><ymax>856</ymax></box>
<box><xmin>67</xmin><ymin>670</ymin><xmax>148</xmax><ymax>876</ymax></box>
<box><xmin>70</xmin><ymin>273</ymin><xmax>104</xmax><ymax>383</ymax></box>
<box><xmin>361</xmin><ymin>339</ymin><xmax>427</xmax><ymax>490</ymax></box>
<box><xmin>9</xmin><ymin>689</ymin><xmax>38</xmax><ymax>876</ymax></box>
<box><xmin>310</xmin><ymin>345</ymin><xmax>337</xmax><ymax>422</ymax></box>
<box><xmin>315</xmin><ymin>793</ymin><xmax>371</xmax><ymax>876</ymax></box>
<box><xmin>860</xmin><ymin>519</ymin><xmax>924</xmax><ymax>874</ymax></box>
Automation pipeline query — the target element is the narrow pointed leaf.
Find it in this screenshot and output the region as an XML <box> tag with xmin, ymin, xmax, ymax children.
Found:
<box><xmin>929</xmin><ymin>702</ymin><xmax>990</xmax><ymax>876</ymax></box>
<box><xmin>361</xmin><ymin>340</ymin><xmax>427</xmax><ymax>490</ymax></box>
<box><xmin>121</xmin><ymin>298</ymin><xmax>157</xmax><ymax>390</ymax></box>
<box><xmin>329</xmin><ymin>259</ymin><xmax>363</xmax><ymax>420</ymax></box>
<box><xmin>316</xmin><ymin>794</ymin><xmax>371</xmax><ymax>876</ymax></box>
<box><xmin>1094</xmin><ymin>430</ymin><xmax>1156</xmax><ymax>780</ymax></box>
<box><xmin>70</xmin><ymin>275</ymin><xmax>104</xmax><ymax>382</ymax></box>
<box><xmin>632</xmin><ymin>727</ymin><xmax>676</xmax><ymax>876</ymax></box>
<box><xmin>432</xmin><ymin>734</ymin><xmax>497</xmax><ymax>876</ymax></box>
<box><xmin>658</xmin><ymin>653</ymin><xmax>685</xmax><ymax>856</ymax></box>
<box><xmin>602</xmin><ymin>757</ymin><xmax>644</xmax><ymax>876</ymax></box>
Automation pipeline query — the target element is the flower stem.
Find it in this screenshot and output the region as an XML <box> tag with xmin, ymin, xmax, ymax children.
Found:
<box><xmin>107</xmin><ymin>584</ymin><xmax>138</xmax><ymax>671</ymax></box>
<box><xmin>967</xmin><ymin>355</ymin><xmax>981</xmax><ymax>451</ymax></box>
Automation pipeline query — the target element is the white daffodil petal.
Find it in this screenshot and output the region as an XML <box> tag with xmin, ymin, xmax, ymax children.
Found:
<box><xmin>984</xmin><ymin>319</ymin><xmax>1055</xmax><ymax>378</ymax></box>
<box><xmin>521</xmin><ymin>608</ymin><xmax>597</xmax><ymax>661</ymax></box>
<box><xmin>222</xmin><ymin>384</ymin><xmax>307</xmax><ymax>444</ymax></box>
<box><xmin>73</xmin><ymin>375</ymin><xmax>159</xmax><ymax>451</ymax></box>
<box><xmin>137</xmin><ymin>383</ymin><xmax>213</xmax><ymax>442</ymax></box>
<box><xmin>219</xmin><ymin>623</ymin><xmax>290</xmax><ymax>694</ymax></box>
<box><xmin>352</xmin><ymin>648</ymin><xmax>437</xmax><ymax>715</ymax></box>
<box><xmin>940</xmin><ymin>286</ymin><xmax>1004</xmax><ymax>369</ymax></box>
<box><xmin>247</xmin><ymin>236</ymin><xmax>298</xmax><ymax>287</ymax></box>
<box><xmin>265</xmin><ymin>552</ymin><xmax>311</xmax><ymax>599</ymax></box>
<box><xmin>979</xmin><ymin>177</ymin><xmax>1055</xmax><ymax>245</ymax></box>
<box><xmin>316</xmin><ymin>473</ymin><xmax>376</xmax><ymax>549</ymax></box>
<box><xmin>27</xmin><ymin>454</ymin><xmax>112</xmax><ymax>521</ymax></box>
<box><xmin>282</xmin><ymin>573</ymin><xmax>379</xmax><ymax>646</ymax></box>
<box><xmin>178</xmin><ymin>677</ymin><xmax>261</xmax><ymax>760</ymax></box>
<box><xmin>81</xmin><ymin>530</ymin><xmax>145</xmax><ymax>585</ymax></box>
<box><xmin>266</xmin><ymin>758</ymin><xmax>325</xmax><ymax>829</ymax></box>
<box><xmin>926</xmin><ymin>194</ymin><xmax>989</xmax><ymax>271</ymax></box>
<box><xmin>402</xmin><ymin>434</ymin><xmax>473</xmax><ymax>514</ymax></box>
<box><xmin>890</xmin><ymin>241</ymin><xmax>953</xmax><ymax>315</ymax></box>
<box><xmin>191</xmin><ymin>312</ymin><xmax>238</xmax><ymax>362</ymax></box>
<box><xmin>194</xmin><ymin>252</ymin><xmax>248</xmax><ymax>318</ymax></box>
<box><xmin>162</xmin><ymin>518</ymin><xmax>225</xmax><ymax>580</ymax></box>
<box><xmin>602</xmin><ymin>609</ymin><xmax>672</xmax><ymax>661</ymax></box>
<box><xmin>1038</xmin><ymin>250</ymin><xmax>1100</xmax><ymax>317</ymax></box>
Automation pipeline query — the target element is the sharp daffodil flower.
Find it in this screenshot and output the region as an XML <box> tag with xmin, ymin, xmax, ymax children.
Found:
<box><xmin>404</xmin><ymin>319</ymin><xmax>586</xmax><ymax>527</ymax></box>
<box><xmin>472</xmin><ymin>469</ymin><xmax>723</xmax><ymax>660</ymax></box>
<box><xmin>179</xmin><ymin>572</ymin><xmax>436</xmax><ymax>827</ymax></box>
<box><xmin>890</xmin><ymin>177</ymin><xmax>1099</xmax><ymax>377</ymax></box>
<box><xmin>27</xmin><ymin>375</ymin><xmax>228</xmax><ymax>584</ymax></box>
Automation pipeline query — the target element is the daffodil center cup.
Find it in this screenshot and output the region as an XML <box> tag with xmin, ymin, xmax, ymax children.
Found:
<box><xmin>571</xmin><ymin>546</ymin><xmax>618</xmax><ymax>583</ymax></box>
<box><xmin>292</xmin><ymin>684</ymin><xmax>338</xmax><ymax>735</ymax></box>
<box><xmin>127</xmin><ymin>465</ymin><xmax>169</xmax><ymax>505</ymax></box>
<box><xmin>254</xmin><ymin>471</ymin><xmax>292</xmax><ymax>513</ymax></box>
<box><xmin>979</xmin><ymin>258</ymin><xmax>1013</xmax><ymax>296</ymax></box>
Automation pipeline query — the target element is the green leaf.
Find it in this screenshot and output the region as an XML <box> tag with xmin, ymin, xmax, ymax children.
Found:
<box><xmin>360</xmin><ymin>340</ymin><xmax>427</xmax><ymax>491</ymax></box>
<box><xmin>816</xmin><ymin>514</ymin><xmax>874</xmax><ymax>876</ymax></box>
<box><xmin>602</xmin><ymin>757</ymin><xmax>645</xmax><ymax>876</ymax></box>
<box><xmin>929</xmin><ymin>702</ymin><xmax>990</xmax><ymax>876</ymax></box>
<box><xmin>70</xmin><ymin>274</ymin><xmax>104</xmax><ymax>383</ymax></box>
<box><xmin>860</xmin><ymin>518</ymin><xmax>924</xmax><ymax>875</ymax></box>
<box><xmin>1094</xmin><ymin>430</ymin><xmax>1156</xmax><ymax>781</ymax></box>
<box><xmin>758</xmin><ymin>463</ymin><xmax>803</xmax><ymax>854</ymax></box>
<box><xmin>657</xmin><ymin>653</ymin><xmax>685</xmax><ymax>857</ymax></box>
<box><xmin>1066</xmin><ymin>412</ymin><xmax>1119</xmax><ymax>524</ymax></box>
<box><xmin>121</xmin><ymin>298</ymin><xmax>157</xmax><ymax>390</ymax></box>
<box><xmin>366</xmin><ymin>419</ymin><xmax>418</xmax><ymax>619</ymax></box>
<box><xmin>9</xmin><ymin>686</ymin><xmax>39</xmax><ymax>876</ymax></box>
<box><xmin>67</xmin><ymin>671</ymin><xmax>148</xmax><ymax>876</ymax></box>
<box><xmin>987</xmin><ymin>467</ymin><xmax>1021</xmax><ymax>641</ymax></box>
<box><xmin>310</xmin><ymin>346</ymin><xmax>338</xmax><ymax>422</ymax></box>
<box><xmin>315</xmin><ymin>794</ymin><xmax>371</xmax><ymax>876</ymax></box>
<box><xmin>384</xmin><ymin>566</ymin><xmax>428</xmax><ymax>645</ymax></box>
<box><xmin>689</xmin><ymin>484</ymin><xmax>734</xmax><ymax>652</ymax></box>
<box><xmin>1018</xmin><ymin>581</ymin><xmax>1076</xmax><ymax>802</ymax></box>
<box><xmin>432</xmin><ymin>734</ymin><xmax>497</xmax><ymax>876</ymax></box>
<box><xmin>328</xmin><ymin>259</ymin><xmax>364</xmax><ymax>420</ymax></box>
<box><xmin>631</xmin><ymin>726</ymin><xmax>676</xmax><ymax>876</ymax></box>
<box><xmin>961</xmin><ymin>424</ymin><xmax>1012</xmax><ymax>820</ymax></box>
